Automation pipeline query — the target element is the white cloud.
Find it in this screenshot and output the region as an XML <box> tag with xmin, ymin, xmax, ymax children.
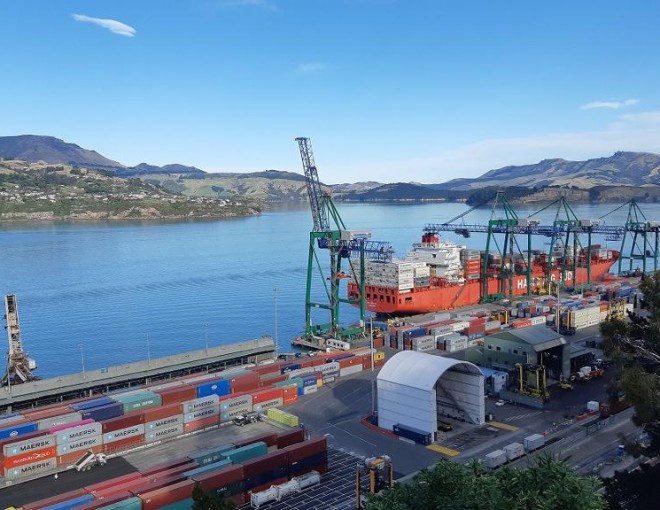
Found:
<box><xmin>580</xmin><ymin>98</ymin><xmax>639</xmax><ymax>110</ymax></box>
<box><xmin>294</xmin><ymin>63</ymin><xmax>329</xmax><ymax>75</ymax></box>
<box><xmin>72</xmin><ymin>14</ymin><xmax>136</xmax><ymax>37</ymax></box>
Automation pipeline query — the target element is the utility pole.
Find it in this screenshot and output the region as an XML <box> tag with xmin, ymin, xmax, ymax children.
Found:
<box><xmin>146</xmin><ymin>333</ymin><xmax>151</xmax><ymax>368</ymax></box>
<box><xmin>80</xmin><ymin>343</ymin><xmax>86</xmax><ymax>380</ymax></box>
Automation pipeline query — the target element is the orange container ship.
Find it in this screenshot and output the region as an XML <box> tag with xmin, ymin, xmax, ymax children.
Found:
<box><xmin>348</xmin><ymin>232</ymin><xmax>619</xmax><ymax>315</ymax></box>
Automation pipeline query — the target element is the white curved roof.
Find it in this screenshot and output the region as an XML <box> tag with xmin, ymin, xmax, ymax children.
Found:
<box><xmin>377</xmin><ymin>350</ymin><xmax>482</xmax><ymax>391</ymax></box>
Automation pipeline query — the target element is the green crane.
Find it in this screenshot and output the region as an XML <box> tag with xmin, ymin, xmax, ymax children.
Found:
<box><xmin>295</xmin><ymin>138</ymin><xmax>392</xmax><ymax>341</ymax></box>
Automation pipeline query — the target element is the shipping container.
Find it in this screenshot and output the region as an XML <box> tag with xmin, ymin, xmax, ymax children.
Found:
<box><xmin>183</xmin><ymin>405</ymin><xmax>219</xmax><ymax>423</ymax></box>
<box><xmin>0</xmin><ymin>421</ymin><xmax>38</xmax><ymax>440</ymax></box>
<box><xmin>229</xmin><ymin>372</ymin><xmax>260</xmax><ymax>393</ymax></box>
<box><xmin>21</xmin><ymin>405</ymin><xmax>71</xmax><ymax>422</ymax></box>
<box><xmin>288</xmin><ymin>451</ymin><xmax>328</xmax><ymax>477</ymax></box>
<box><xmin>3</xmin><ymin>432</ymin><xmax>56</xmax><ymax>458</ymax></box>
<box><xmin>57</xmin><ymin>446</ymin><xmax>103</xmax><ymax>467</ymax></box>
<box><xmin>194</xmin><ymin>378</ymin><xmax>231</xmax><ymax>399</ymax></box>
<box><xmin>102</xmin><ymin>413</ymin><xmax>145</xmax><ymax>434</ymax></box>
<box><xmin>4</xmin><ymin>456</ymin><xmax>57</xmax><ymax>481</ymax></box>
<box><xmin>485</xmin><ymin>449</ymin><xmax>507</xmax><ymax>468</ymax></box>
<box><xmin>190</xmin><ymin>443</ymin><xmax>235</xmax><ymax>466</ymax></box>
<box><xmin>191</xmin><ymin>464</ymin><xmax>245</xmax><ymax>500</ymax></box>
<box><xmin>113</xmin><ymin>392</ymin><xmax>162</xmax><ymax>413</ymax></box>
<box><xmin>145</xmin><ymin>422</ymin><xmax>184</xmax><ymax>443</ymax></box>
<box><xmin>96</xmin><ymin>496</ymin><xmax>142</xmax><ymax>510</ymax></box>
<box><xmin>34</xmin><ymin>494</ymin><xmax>95</xmax><ymax>510</ymax></box>
<box><xmin>221</xmin><ymin>441</ymin><xmax>268</xmax><ymax>464</ymax></box>
<box><xmin>523</xmin><ymin>433</ymin><xmax>545</xmax><ymax>452</ymax></box>
<box><xmin>242</xmin><ymin>450</ymin><xmax>288</xmax><ymax>490</ymax></box>
<box><xmin>55</xmin><ymin>422</ymin><xmax>102</xmax><ymax>444</ymax></box>
<box><xmin>503</xmin><ymin>442</ymin><xmax>525</xmax><ymax>461</ymax></box>
<box><xmin>283</xmin><ymin>437</ymin><xmax>327</xmax><ymax>462</ymax></box>
<box><xmin>22</xmin><ymin>489</ymin><xmax>90</xmax><ymax>510</ymax></box>
<box><xmin>137</xmin><ymin>479</ymin><xmax>195</xmax><ymax>510</ymax></box>
<box><xmin>81</xmin><ymin>402</ymin><xmax>124</xmax><ymax>422</ymax></box>
<box><xmin>145</xmin><ymin>414</ymin><xmax>183</xmax><ymax>432</ymax></box>
<box><xmin>56</xmin><ymin>433</ymin><xmax>102</xmax><ymax>455</ymax></box>
<box><xmin>139</xmin><ymin>458</ymin><xmax>193</xmax><ymax>478</ymax></box>
<box><xmin>183</xmin><ymin>458</ymin><xmax>232</xmax><ymax>478</ymax></box>
<box><xmin>36</xmin><ymin>412</ymin><xmax>84</xmax><ymax>431</ymax></box>
<box><xmin>275</xmin><ymin>428</ymin><xmax>305</xmax><ymax>449</ymax></box>
<box><xmin>3</xmin><ymin>446</ymin><xmax>56</xmax><ymax>469</ymax></box>
<box><xmin>73</xmin><ymin>493</ymin><xmax>135</xmax><ymax>510</ymax></box>
<box><xmin>104</xmin><ymin>424</ymin><xmax>145</xmax><ymax>444</ymax></box>
<box><xmin>251</xmin><ymin>387</ymin><xmax>284</xmax><ymax>404</ymax></box>
<box><xmin>182</xmin><ymin>395</ymin><xmax>219</xmax><ymax>414</ymax></box>
<box><xmin>142</xmin><ymin>402</ymin><xmax>183</xmax><ymax>423</ymax></box>
<box><xmin>183</xmin><ymin>415</ymin><xmax>218</xmax><ymax>433</ymax></box>
<box><xmin>127</xmin><ymin>474</ymin><xmax>188</xmax><ymax>497</ymax></box>
<box><xmin>153</xmin><ymin>385</ymin><xmax>197</xmax><ymax>406</ymax></box>
<box><xmin>233</xmin><ymin>432</ymin><xmax>278</xmax><ymax>448</ymax></box>
<box><xmin>70</xmin><ymin>397</ymin><xmax>115</xmax><ymax>412</ymax></box>
<box><xmin>393</xmin><ymin>423</ymin><xmax>432</xmax><ymax>445</ymax></box>
<box><xmin>84</xmin><ymin>472</ymin><xmax>144</xmax><ymax>494</ymax></box>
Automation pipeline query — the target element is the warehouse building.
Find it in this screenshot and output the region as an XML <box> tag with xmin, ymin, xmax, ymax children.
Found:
<box><xmin>377</xmin><ymin>351</ymin><xmax>485</xmax><ymax>437</ymax></box>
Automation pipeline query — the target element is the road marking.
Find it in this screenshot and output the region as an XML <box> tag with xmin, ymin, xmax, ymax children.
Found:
<box><xmin>427</xmin><ymin>444</ymin><xmax>460</xmax><ymax>457</ymax></box>
<box><xmin>488</xmin><ymin>421</ymin><xmax>519</xmax><ymax>431</ymax></box>
<box><xmin>504</xmin><ymin>411</ymin><xmax>542</xmax><ymax>422</ymax></box>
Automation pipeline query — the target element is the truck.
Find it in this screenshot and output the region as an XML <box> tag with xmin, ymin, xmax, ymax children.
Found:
<box><xmin>74</xmin><ymin>449</ymin><xmax>108</xmax><ymax>472</ymax></box>
<box><xmin>503</xmin><ymin>442</ymin><xmax>525</xmax><ymax>461</ymax></box>
<box><xmin>484</xmin><ymin>449</ymin><xmax>507</xmax><ymax>469</ymax></box>
<box><xmin>232</xmin><ymin>411</ymin><xmax>260</xmax><ymax>426</ymax></box>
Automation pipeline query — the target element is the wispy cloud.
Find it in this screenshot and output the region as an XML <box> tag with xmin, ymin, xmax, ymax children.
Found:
<box><xmin>72</xmin><ymin>14</ymin><xmax>136</xmax><ymax>37</ymax></box>
<box><xmin>580</xmin><ymin>98</ymin><xmax>639</xmax><ymax>110</ymax></box>
<box><xmin>294</xmin><ymin>63</ymin><xmax>329</xmax><ymax>75</ymax></box>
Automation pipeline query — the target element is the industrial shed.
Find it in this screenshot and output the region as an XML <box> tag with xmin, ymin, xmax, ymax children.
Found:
<box><xmin>377</xmin><ymin>351</ymin><xmax>485</xmax><ymax>436</ymax></box>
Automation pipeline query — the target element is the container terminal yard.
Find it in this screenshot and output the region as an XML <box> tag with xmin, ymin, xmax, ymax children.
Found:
<box><xmin>0</xmin><ymin>140</ymin><xmax>656</xmax><ymax>508</ymax></box>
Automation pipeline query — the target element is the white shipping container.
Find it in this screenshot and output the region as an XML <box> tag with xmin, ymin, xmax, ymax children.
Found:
<box><xmin>523</xmin><ymin>433</ymin><xmax>545</xmax><ymax>451</ymax></box>
<box><xmin>146</xmin><ymin>414</ymin><xmax>183</xmax><ymax>431</ymax></box>
<box><xmin>587</xmin><ymin>401</ymin><xmax>600</xmax><ymax>412</ymax></box>
<box><xmin>4</xmin><ymin>434</ymin><xmax>56</xmax><ymax>458</ymax></box>
<box><xmin>4</xmin><ymin>457</ymin><xmax>57</xmax><ymax>480</ymax></box>
<box><xmin>450</xmin><ymin>321</ymin><xmax>470</xmax><ymax>332</ymax></box>
<box><xmin>302</xmin><ymin>385</ymin><xmax>318</xmax><ymax>395</ymax></box>
<box><xmin>0</xmin><ymin>414</ymin><xmax>26</xmax><ymax>426</ymax></box>
<box><xmin>220</xmin><ymin>394</ymin><xmax>253</xmax><ymax>412</ymax></box>
<box><xmin>286</xmin><ymin>367</ymin><xmax>318</xmax><ymax>379</ymax></box>
<box><xmin>339</xmin><ymin>364</ymin><xmax>363</xmax><ymax>377</ymax></box>
<box><xmin>254</xmin><ymin>397</ymin><xmax>284</xmax><ymax>413</ymax></box>
<box><xmin>146</xmin><ymin>423</ymin><xmax>184</xmax><ymax>443</ymax></box>
<box><xmin>251</xmin><ymin>486</ymin><xmax>278</xmax><ymax>508</ymax></box>
<box><xmin>183</xmin><ymin>395</ymin><xmax>220</xmax><ymax>414</ymax></box>
<box><xmin>485</xmin><ymin>449</ymin><xmax>507</xmax><ymax>468</ymax></box>
<box><xmin>56</xmin><ymin>422</ymin><xmax>102</xmax><ymax>444</ymax></box>
<box><xmin>296</xmin><ymin>470</ymin><xmax>321</xmax><ymax>490</ymax></box>
<box><xmin>220</xmin><ymin>403</ymin><xmax>253</xmax><ymax>422</ymax></box>
<box><xmin>315</xmin><ymin>362</ymin><xmax>340</xmax><ymax>375</ymax></box>
<box><xmin>104</xmin><ymin>424</ymin><xmax>145</xmax><ymax>444</ymax></box>
<box><xmin>184</xmin><ymin>405</ymin><xmax>219</xmax><ymax>423</ymax></box>
<box><xmin>56</xmin><ymin>433</ymin><xmax>102</xmax><ymax>455</ymax></box>
<box><xmin>503</xmin><ymin>442</ymin><xmax>525</xmax><ymax>461</ymax></box>
<box><xmin>530</xmin><ymin>316</ymin><xmax>546</xmax><ymax>326</ymax></box>
<box><xmin>275</xmin><ymin>479</ymin><xmax>300</xmax><ymax>500</ymax></box>
<box><xmin>37</xmin><ymin>411</ymin><xmax>84</xmax><ymax>431</ymax></box>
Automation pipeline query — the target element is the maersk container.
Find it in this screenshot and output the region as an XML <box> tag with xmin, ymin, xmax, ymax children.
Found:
<box><xmin>182</xmin><ymin>395</ymin><xmax>220</xmax><ymax>414</ymax></box>
<box><xmin>96</xmin><ymin>496</ymin><xmax>142</xmax><ymax>510</ymax></box>
<box><xmin>82</xmin><ymin>402</ymin><xmax>124</xmax><ymax>422</ymax></box>
<box><xmin>5</xmin><ymin>456</ymin><xmax>57</xmax><ymax>480</ymax></box>
<box><xmin>485</xmin><ymin>449</ymin><xmax>507</xmax><ymax>468</ymax></box>
<box><xmin>523</xmin><ymin>433</ymin><xmax>545</xmax><ymax>452</ymax></box>
<box><xmin>0</xmin><ymin>421</ymin><xmax>38</xmax><ymax>440</ymax></box>
<box><xmin>191</xmin><ymin>443</ymin><xmax>235</xmax><ymax>466</ymax></box>
<box><xmin>221</xmin><ymin>441</ymin><xmax>268</xmax><ymax>464</ymax></box>
<box><xmin>220</xmin><ymin>394</ymin><xmax>253</xmax><ymax>412</ymax></box>
<box><xmin>503</xmin><ymin>442</ymin><xmax>525</xmax><ymax>461</ymax></box>
<box><xmin>37</xmin><ymin>412</ymin><xmax>83</xmax><ymax>431</ymax></box>
<box><xmin>253</xmin><ymin>397</ymin><xmax>283</xmax><ymax>413</ymax></box>
<box><xmin>392</xmin><ymin>423</ymin><xmax>432</xmax><ymax>445</ymax></box>
<box><xmin>70</xmin><ymin>397</ymin><xmax>115</xmax><ymax>411</ymax></box>
<box><xmin>195</xmin><ymin>379</ymin><xmax>231</xmax><ymax>399</ymax></box>
<box><xmin>4</xmin><ymin>433</ymin><xmax>56</xmax><ymax>457</ymax></box>
<box><xmin>183</xmin><ymin>458</ymin><xmax>232</xmax><ymax>478</ymax></box>
<box><xmin>39</xmin><ymin>493</ymin><xmax>95</xmax><ymax>510</ymax></box>
<box><xmin>56</xmin><ymin>433</ymin><xmax>102</xmax><ymax>455</ymax></box>
<box><xmin>145</xmin><ymin>414</ymin><xmax>183</xmax><ymax>432</ymax></box>
<box><xmin>184</xmin><ymin>405</ymin><xmax>219</xmax><ymax>423</ymax></box>
<box><xmin>104</xmin><ymin>424</ymin><xmax>145</xmax><ymax>444</ymax></box>
<box><xmin>56</xmin><ymin>422</ymin><xmax>102</xmax><ymax>444</ymax></box>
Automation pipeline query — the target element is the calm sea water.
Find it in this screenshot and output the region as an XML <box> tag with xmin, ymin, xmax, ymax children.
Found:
<box><xmin>1</xmin><ymin>201</ymin><xmax>658</xmax><ymax>378</ymax></box>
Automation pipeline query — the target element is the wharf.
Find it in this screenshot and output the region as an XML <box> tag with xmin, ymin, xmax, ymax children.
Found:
<box><xmin>291</xmin><ymin>336</ymin><xmax>326</xmax><ymax>351</ymax></box>
<box><xmin>0</xmin><ymin>336</ymin><xmax>276</xmax><ymax>413</ymax></box>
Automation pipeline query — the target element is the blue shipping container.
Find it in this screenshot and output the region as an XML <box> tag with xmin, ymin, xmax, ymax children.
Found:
<box><xmin>326</xmin><ymin>353</ymin><xmax>354</xmax><ymax>362</ymax></box>
<box><xmin>81</xmin><ymin>402</ymin><xmax>124</xmax><ymax>422</ymax></box>
<box><xmin>0</xmin><ymin>421</ymin><xmax>38</xmax><ymax>440</ymax></box>
<box><xmin>281</xmin><ymin>363</ymin><xmax>301</xmax><ymax>374</ymax></box>
<box><xmin>195</xmin><ymin>379</ymin><xmax>231</xmax><ymax>398</ymax></box>
<box><xmin>393</xmin><ymin>423</ymin><xmax>432</xmax><ymax>445</ymax></box>
<box><xmin>296</xmin><ymin>386</ymin><xmax>305</xmax><ymax>396</ymax></box>
<box><xmin>70</xmin><ymin>397</ymin><xmax>115</xmax><ymax>411</ymax></box>
<box><xmin>41</xmin><ymin>494</ymin><xmax>95</xmax><ymax>510</ymax></box>
<box><xmin>161</xmin><ymin>498</ymin><xmax>194</xmax><ymax>510</ymax></box>
<box><xmin>96</xmin><ymin>496</ymin><xmax>142</xmax><ymax>510</ymax></box>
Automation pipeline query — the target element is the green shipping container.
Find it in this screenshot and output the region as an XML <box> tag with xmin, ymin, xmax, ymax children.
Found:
<box><xmin>97</xmin><ymin>496</ymin><xmax>142</xmax><ymax>510</ymax></box>
<box><xmin>115</xmin><ymin>391</ymin><xmax>163</xmax><ymax>412</ymax></box>
<box><xmin>222</xmin><ymin>441</ymin><xmax>267</xmax><ymax>464</ymax></box>
<box><xmin>192</xmin><ymin>443</ymin><xmax>235</xmax><ymax>466</ymax></box>
<box><xmin>161</xmin><ymin>498</ymin><xmax>193</xmax><ymax>510</ymax></box>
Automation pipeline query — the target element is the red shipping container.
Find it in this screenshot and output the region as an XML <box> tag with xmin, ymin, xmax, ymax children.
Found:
<box><xmin>146</xmin><ymin>461</ymin><xmax>198</xmax><ymax>482</ymax></box>
<box><xmin>22</xmin><ymin>488</ymin><xmax>90</xmax><ymax>510</ymax></box>
<box><xmin>138</xmin><ymin>479</ymin><xmax>195</xmax><ymax>510</ymax></box>
<box><xmin>57</xmin><ymin>445</ymin><xmax>103</xmax><ymax>467</ymax></box>
<box><xmin>101</xmin><ymin>412</ymin><xmax>145</xmax><ymax>433</ymax></box>
<box><xmin>192</xmin><ymin>464</ymin><xmax>244</xmax><ymax>492</ymax></box>
<box><xmin>260</xmin><ymin>374</ymin><xmax>287</xmax><ymax>386</ymax></box>
<box><xmin>141</xmin><ymin>402</ymin><xmax>183</xmax><ymax>422</ymax></box>
<box><xmin>139</xmin><ymin>458</ymin><xmax>192</xmax><ymax>477</ymax></box>
<box><xmin>102</xmin><ymin>435</ymin><xmax>145</xmax><ymax>454</ymax></box>
<box><xmin>74</xmin><ymin>492</ymin><xmax>134</xmax><ymax>510</ymax></box>
<box><xmin>21</xmin><ymin>405</ymin><xmax>71</xmax><ymax>422</ymax></box>
<box><xmin>229</xmin><ymin>372</ymin><xmax>260</xmax><ymax>393</ymax></box>
<box><xmin>183</xmin><ymin>415</ymin><xmax>218</xmax><ymax>433</ymax></box>
<box><xmin>154</xmin><ymin>384</ymin><xmax>197</xmax><ymax>406</ymax></box>
<box><xmin>251</xmin><ymin>387</ymin><xmax>283</xmax><ymax>405</ymax></box>
<box><xmin>282</xmin><ymin>386</ymin><xmax>297</xmax><ymax>405</ymax></box>
<box><xmin>373</xmin><ymin>337</ymin><xmax>385</xmax><ymax>349</ymax></box>
<box><xmin>242</xmin><ymin>450</ymin><xmax>288</xmax><ymax>477</ymax></box>
<box><xmin>276</xmin><ymin>428</ymin><xmax>305</xmax><ymax>449</ymax></box>
<box><xmin>129</xmin><ymin>474</ymin><xmax>187</xmax><ymax>496</ymax></box>
<box><xmin>299</xmin><ymin>357</ymin><xmax>325</xmax><ymax>368</ymax></box>
<box><xmin>284</xmin><ymin>437</ymin><xmax>327</xmax><ymax>462</ymax></box>
<box><xmin>3</xmin><ymin>446</ymin><xmax>56</xmax><ymax>469</ymax></box>
<box><xmin>233</xmin><ymin>432</ymin><xmax>278</xmax><ymax>448</ymax></box>
<box><xmin>84</xmin><ymin>471</ymin><xmax>143</xmax><ymax>493</ymax></box>
<box><xmin>249</xmin><ymin>363</ymin><xmax>284</xmax><ymax>376</ymax></box>
<box><xmin>93</xmin><ymin>477</ymin><xmax>156</xmax><ymax>500</ymax></box>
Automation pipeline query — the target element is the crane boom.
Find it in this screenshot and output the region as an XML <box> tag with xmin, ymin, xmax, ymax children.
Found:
<box><xmin>296</xmin><ymin>137</ymin><xmax>330</xmax><ymax>232</ymax></box>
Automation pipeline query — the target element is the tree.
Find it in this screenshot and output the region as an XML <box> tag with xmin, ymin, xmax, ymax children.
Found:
<box><xmin>191</xmin><ymin>482</ymin><xmax>236</xmax><ymax>510</ymax></box>
<box><xmin>364</xmin><ymin>456</ymin><xmax>604</xmax><ymax>510</ymax></box>
<box><xmin>603</xmin><ymin>460</ymin><xmax>660</xmax><ymax>510</ymax></box>
<box><xmin>600</xmin><ymin>272</ymin><xmax>660</xmax><ymax>456</ymax></box>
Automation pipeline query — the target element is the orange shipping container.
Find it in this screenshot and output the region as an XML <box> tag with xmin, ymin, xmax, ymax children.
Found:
<box><xmin>183</xmin><ymin>415</ymin><xmax>218</xmax><ymax>433</ymax></box>
<box><xmin>57</xmin><ymin>445</ymin><xmax>103</xmax><ymax>467</ymax></box>
<box><xmin>3</xmin><ymin>446</ymin><xmax>56</xmax><ymax>469</ymax></box>
<box><xmin>141</xmin><ymin>402</ymin><xmax>183</xmax><ymax>422</ymax></box>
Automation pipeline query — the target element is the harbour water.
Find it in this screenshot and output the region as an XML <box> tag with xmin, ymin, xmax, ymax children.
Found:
<box><xmin>0</xmin><ymin>201</ymin><xmax>658</xmax><ymax>378</ymax></box>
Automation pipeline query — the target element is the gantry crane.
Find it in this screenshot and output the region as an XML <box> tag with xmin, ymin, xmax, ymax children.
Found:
<box><xmin>295</xmin><ymin>138</ymin><xmax>393</xmax><ymax>340</ymax></box>
<box><xmin>2</xmin><ymin>294</ymin><xmax>38</xmax><ymax>387</ymax></box>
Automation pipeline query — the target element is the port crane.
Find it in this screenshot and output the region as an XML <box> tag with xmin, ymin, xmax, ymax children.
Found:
<box><xmin>2</xmin><ymin>294</ymin><xmax>38</xmax><ymax>387</ymax></box>
<box><xmin>424</xmin><ymin>193</ymin><xmax>658</xmax><ymax>302</ymax></box>
<box><xmin>296</xmin><ymin>137</ymin><xmax>393</xmax><ymax>341</ymax></box>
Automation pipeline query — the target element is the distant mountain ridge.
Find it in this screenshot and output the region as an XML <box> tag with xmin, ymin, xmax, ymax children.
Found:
<box><xmin>1</xmin><ymin>135</ymin><xmax>660</xmax><ymax>203</ymax></box>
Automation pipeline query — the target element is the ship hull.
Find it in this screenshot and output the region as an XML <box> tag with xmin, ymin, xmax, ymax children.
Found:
<box><xmin>349</xmin><ymin>257</ymin><xmax>618</xmax><ymax>315</ymax></box>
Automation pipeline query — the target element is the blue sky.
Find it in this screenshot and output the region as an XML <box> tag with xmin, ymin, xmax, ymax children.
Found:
<box><xmin>2</xmin><ymin>1</ymin><xmax>660</xmax><ymax>184</ymax></box>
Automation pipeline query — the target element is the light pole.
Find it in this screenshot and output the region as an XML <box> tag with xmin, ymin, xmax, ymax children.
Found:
<box><xmin>274</xmin><ymin>287</ymin><xmax>279</xmax><ymax>358</ymax></box>
<box><xmin>79</xmin><ymin>343</ymin><xmax>86</xmax><ymax>380</ymax></box>
<box><xmin>204</xmin><ymin>323</ymin><xmax>209</xmax><ymax>355</ymax></box>
<box><xmin>146</xmin><ymin>333</ymin><xmax>151</xmax><ymax>368</ymax></box>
